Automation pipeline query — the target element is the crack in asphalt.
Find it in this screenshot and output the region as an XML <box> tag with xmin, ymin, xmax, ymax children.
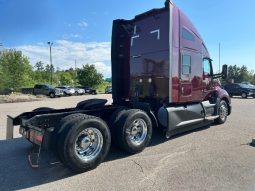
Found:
<box><xmin>131</xmin><ymin>159</ymin><xmax>144</xmax><ymax>174</ymax></box>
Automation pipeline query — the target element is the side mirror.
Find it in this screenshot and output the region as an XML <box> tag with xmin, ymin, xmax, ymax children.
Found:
<box><xmin>222</xmin><ymin>64</ymin><xmax>228</xmax><ymax>80</ymax></box>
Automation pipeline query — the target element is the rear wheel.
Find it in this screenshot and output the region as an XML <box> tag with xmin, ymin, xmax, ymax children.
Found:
<box><xmin>57</xmin><ymin>114</ymin><xmax>111</xmax><ymax>172</ymax></box>
<box><xmin>215</xmin><ymin>100</ymin><xmax>228</xmax><ymax>124</ymax></box>
<box><xmin>49</xmin><ymin>92</ymin><xmax>55</xmax><ymax>98</ymax></box>
<box><xmin>241</xmin><ymin>92</ymin><xmax>247</xmax><ymax>98</ymax></box>
<box><xmin>110</xmin><ymin>109</ymin><xmax>152</xmax><ymax>154</ymax></box>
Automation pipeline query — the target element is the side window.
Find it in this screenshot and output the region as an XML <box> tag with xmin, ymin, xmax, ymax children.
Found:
<box><xmin>182</xmin><ymin>55</ymin><xmax>191</xmax><ymax>75</ymax></box>
<box><xmin>182</xmin><ymin>27</ymin><xmax>195</xmax><ymax>41</ymax></box>
<box><xmin>203</xmin><ymin>59</ymin><xmax>211</xmax><ymax>75</ymax></box>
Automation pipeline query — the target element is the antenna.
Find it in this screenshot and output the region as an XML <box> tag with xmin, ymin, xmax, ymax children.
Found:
<box><xmin>75</xmin><ymin>59</ymin><xmax>77</xmax><ymax>84</ymax></box>
<box><xmin>165</xmin><ymin>0</ymin><xmax>173</xmax><ymax>8</ymax></box>
<box><xmin>219</xmin><ymin>43</ymin><xmax>221</xmax><ymax>73</ymax></box>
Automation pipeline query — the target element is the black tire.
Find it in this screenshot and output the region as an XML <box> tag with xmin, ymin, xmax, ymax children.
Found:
<box><xmin>57</xmin><ymin>114</ymin><xmax>111</xmax><ymax>173</ymax></box>
<box><xmin>32</xmin><ymin>107</ymin><xmax>54</xmax><ymax>112</ymax></box>
<box><xmin>215</xmin><ymin>100</ymin><xmax>228</xmax><ymax>124</ymax></box>
<box><xmin>111</xmin><ymin>109</ymin><xmax>152</xmax><ymax>154</ymax></box>
<box><xmin>49</xmin><ymin>92</ymin><xmax>55</xmax><ymax>98</ymax></box>
<box><xmin>75</xmin><ymin>91</ymin><xmax>79</xmax><ymax>96</ymax></box>
<box><xmin>109</xmin><ymin>108</ymin><xmax>127</xmax><ymax>146</ymax></box>
<box><xmin>56</xmin><ymin>113</ymin><xmax>92</xmax><ymax>162</ymax></box>
<box><xmin>241</xmin><ymin>92</ymin><xmax>247</xmax><ymax>99</ymax></box>
<box><xmin>63</xmin><ymin>92</ymin><xmax>67</xmax><ymax>96</ymax></box>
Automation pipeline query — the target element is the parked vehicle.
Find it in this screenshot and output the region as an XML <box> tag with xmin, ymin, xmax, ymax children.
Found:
<box><xmin>105</xmin><ymin>85</ymin><xmax>112</xmax><ymax>94</ymax></box>
<box><xmin>7</xmin><ymin>1</ymin><xmax>231</xmax><ymax>173</ymax></box>
<box><xmin>224</xmin><ymin>83</ymin><xmax>255</xmax><ymax>98</ymax></box>
<box><xmin>76</xmin><ymin>86</ymin><xmax>97</xmax><ymax>95</ymax></box>
<box><xmin>72</xmin><ymin>87</ymin><xmax>85</xmax><ymax>96</ymax></box>
<box><xmin>33</xmin><ymin>84</ymin><xmax>63</xmax><ymax>98</ymax></box>
<box><xmin>56</xmin><ymin>86</ymin><xmax>75</xmax><ymax>96</ymax></box>
<box><xmin>241</xmin><ymin>82</ymin><xmax>255</xmax><ymax>88</ymax></box>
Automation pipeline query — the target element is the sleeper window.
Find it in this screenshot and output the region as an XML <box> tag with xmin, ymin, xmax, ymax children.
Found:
<box><xmin>182</xmin><ymin>55</ymin><xmax>191</xmax><ymax>75</ymax></box>
<box><xmin>182</xmin><ymin>28</ymin><xmax>195</xmax><ymax>41</ymax></box>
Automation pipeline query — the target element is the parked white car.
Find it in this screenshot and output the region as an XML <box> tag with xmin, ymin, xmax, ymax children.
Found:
<box><xmin>72</xmin><ymin>87</ymin><xmax>85</xmax><ymax>96</ymax></box>
<box><xmin>56</xmin><ymin>86</ymin><xmax>75</xmax><ymax>96</ymax></box>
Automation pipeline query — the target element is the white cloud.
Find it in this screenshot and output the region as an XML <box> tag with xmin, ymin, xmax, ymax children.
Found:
<box><xmin>13</xmin><ymin>40</ymin><xmax>112</xmax><ymax>78</ymax></box>
<box><xmin>78</xmin><ymin>21</ymin><xmax>88</xmax><ymax>30</ymax></box>
<box><xmin>62</xmin><ymin>34</ymin><xmax>82</xmax><ymax>39</ymax></box>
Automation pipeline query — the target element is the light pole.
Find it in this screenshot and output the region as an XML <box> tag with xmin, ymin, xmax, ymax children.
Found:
<box><xmin>0</xmin><ymin>43</ymin><xmax>3</xmax><ymax>55</ymax></box>
<box><xmin>48</xmin><ymin>42</ymin><xmax>53</xmax><ymax>85</ymax></box>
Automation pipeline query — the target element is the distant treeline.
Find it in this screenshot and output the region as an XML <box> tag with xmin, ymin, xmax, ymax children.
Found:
<box><xmin>0</xmin><ymin>49</ymin><xmax>109</xmax><ymax>93</ymax></box>
<box><xmin>227</xmin><ymin>65</ymin><xmax>255</xmax><ymax>84</ymax></box>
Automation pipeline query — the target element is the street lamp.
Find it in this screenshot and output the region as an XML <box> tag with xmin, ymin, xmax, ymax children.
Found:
<box><xmin>47</xmin><ymin>42</ymin><xmax>53</xmax><ymax>85</ymax></box>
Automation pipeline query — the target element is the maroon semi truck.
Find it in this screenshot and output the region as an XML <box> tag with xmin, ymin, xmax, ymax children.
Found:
<box><xmin>6</xmin><ymin>1</ymin><xmax>231</xmax><ymax>172</ymax></box>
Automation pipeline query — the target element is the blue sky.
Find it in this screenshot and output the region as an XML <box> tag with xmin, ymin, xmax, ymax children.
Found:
<box><xmin>0</xmin><ymin>0</ymin><xmax>255</xmax><ymax>77</ymax></box>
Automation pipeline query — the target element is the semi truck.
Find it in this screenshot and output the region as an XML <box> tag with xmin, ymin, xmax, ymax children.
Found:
<box><xmin>6</xmin><ymin>0</ymin><xmax>231</xmax><ymax>172</ymax></box>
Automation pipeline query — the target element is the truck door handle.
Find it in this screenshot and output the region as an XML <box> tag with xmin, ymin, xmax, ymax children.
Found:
<box><xmin>132</xmin><ymin>55</ymin><xmax>141</xmax><ymax>58</ymax></box>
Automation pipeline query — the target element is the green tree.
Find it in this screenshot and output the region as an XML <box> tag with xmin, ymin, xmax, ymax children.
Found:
<box><xmin>227</xmin><ymin>64</ymin><xmax>255</xmax><ymax>84</ymax></box>
<box><xmin>34</xmin><ymin>61</ymin><xmax>44</xmax><ymax>71</ymax></box>
<box><xmin>105</xmin><ymin>77</ymin><xmax>112</xmax><ymax>83</ymax></box>
<box><xmin>0</xmin><ymin>49</ymin><xmax>34</xmax><ymax>91</ymax></box>
<box><xmin>60</xmin><ymin>72</ymin><xmax>73</xmax><ymax>85</ymax></box>
<box><xmin>77</xmin><ymin>64</ymin><xmax>103</xmax><ymax>87</ymax></box>
<box><xmin>33</xmin><ymin>61</ymin><xmax>47</xmax><ymax>84</ymax></box>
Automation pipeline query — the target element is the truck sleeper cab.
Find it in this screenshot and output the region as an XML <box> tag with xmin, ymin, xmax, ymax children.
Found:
<box><xmin>6</xmin><ymin>1</ymin><xmax>231</xmax><ymax>173</ymax></box>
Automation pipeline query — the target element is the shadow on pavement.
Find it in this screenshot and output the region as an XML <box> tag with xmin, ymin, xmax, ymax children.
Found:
<box><xmin>0</xmin><ymin>125</ymin><xmax>211</xmax><ymax>190</ymax></box>
<box><xmin>0</xmin><ymin>138</ymin><xmax>75</xmax><ymax>191</ymax></box>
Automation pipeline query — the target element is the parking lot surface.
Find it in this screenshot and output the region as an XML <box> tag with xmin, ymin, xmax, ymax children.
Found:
<box><xmin>0</xmin><ymin>96</ymin><xmax>255</xmax><ymax>191</ymax></box>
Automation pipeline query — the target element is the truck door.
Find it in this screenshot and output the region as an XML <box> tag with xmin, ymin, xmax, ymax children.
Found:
<box><xmin>179</xmin><ymin>50</ymin><xmax>202</xmax><ymax>102</ymax></box>
<box><xmin>41</xmin><ymin>85</ymin><xmax>49</xmax><ymax>95</ymax></box>
<box><xmin>179</xmin><ymin>52</ymin><xmax>192</xmax><ymax>101</ymax></box>
<box><xmin>34</xmin><ymin>85</ymin><xmax>42</xmax><ymax>95</ymax></box>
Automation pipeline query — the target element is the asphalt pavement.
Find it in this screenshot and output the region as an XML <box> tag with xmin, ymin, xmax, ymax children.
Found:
<box><xmin>0</xmin><ymin>96</ymin><xmax>255</xmax><ymax>191</ymax></box>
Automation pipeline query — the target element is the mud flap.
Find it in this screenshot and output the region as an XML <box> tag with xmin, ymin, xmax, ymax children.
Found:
<box><xmin>6</xmin><ymin>115</ymin><xmax>14</xmax><ymax>139</ymax></box>
<box><xmin>28</xmin><ymin>144</ymin><xmax>42</xmax><ymax>168</ymax></box>
<box><xmin>26</xmin><ymin>129</ymin><xmax>45</xmax><ymax>168</ymax></box>
<box><xmin>27</xmin><ymin>134</ymin><xmax>61</xmax><ymax>168</ymax></box>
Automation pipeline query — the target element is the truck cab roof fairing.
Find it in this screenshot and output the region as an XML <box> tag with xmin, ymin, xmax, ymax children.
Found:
<box><xmin>178</xmin><ymin>8</ymin><xmax>210</xmax><ymax>58</ymax></box>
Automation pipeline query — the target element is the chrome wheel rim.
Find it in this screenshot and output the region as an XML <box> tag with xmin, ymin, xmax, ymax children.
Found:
<box><xmin>219</xmin><ymin>104</ymin><xmax>228</xmax><ymax>121</ymax></box>
<box><xmin>127</xmin><ymin>118</ymin><xmax>147</xmax><ymax>146</ymax></box>
<box><xmin>242</xmin><ymin>93</ymin><xmax>246</xmax><ymax>98</ymax></box>
<box><xmin>74</xmin><ymin>128</ymin><xmax>103</xmax><ymax>162</ymax></box>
